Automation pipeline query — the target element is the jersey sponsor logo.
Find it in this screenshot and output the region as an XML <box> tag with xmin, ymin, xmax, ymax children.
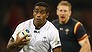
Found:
<box><xmin>65</xmin><ymin>28</ymin><xmax>69</xmax><ymax>34</ymax></box>
<box><xmin>42</xmin><ymin>37</ymin><xmax>47</xmax><ymax>42</ymax></box>
<box><xmin>34</xmin><ymin>30</ymin><xmax>40</xmax><ymax>33</ymax></box>
<box><xmin>55</xmin><ymin>41</ymin><xmax>60</xmax><ymax>45</ymax></box>
<box><xmin>60</xmin><ymin>28</ymin><xmax>63</xmax><ymax>30</ymax></box>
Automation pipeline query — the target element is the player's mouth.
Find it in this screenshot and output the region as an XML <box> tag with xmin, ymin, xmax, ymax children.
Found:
<box><xmin>61</xmin><ymin>16</ymin><xmax>65</xmax><ymax>18</ymax></box>
<box><xmin>60</xmin><ymin>16</ymin><xmax>65</xmax><ymax>20</ymax></box>
<box><xmin>36</xmin><ymin>18</ymin><xmax>41</xmax><ymax>22</ymax></box>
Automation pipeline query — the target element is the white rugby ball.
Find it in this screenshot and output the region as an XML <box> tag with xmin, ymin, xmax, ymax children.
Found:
<box><xmin>19</xmin><ymin>29</ymin><xmax>31</xmax><ymax>40</ymax></box>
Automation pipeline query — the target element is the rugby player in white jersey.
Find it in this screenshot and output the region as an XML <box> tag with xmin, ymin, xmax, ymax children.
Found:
<box><xmin>7</xmin><ymin>2</ymin><xmax>62</xmax><ymax>52</ymax></box>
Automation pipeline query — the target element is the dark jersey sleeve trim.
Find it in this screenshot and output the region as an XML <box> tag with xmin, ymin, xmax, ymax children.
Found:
<box><xmin>78</xmin><ymin>34</ymin><xmax>88</xmax><ymax>41</ymax></box>
<box><xmin>74</xmin><ymin>22</ymin><xmax>82</xmax><ymax>35</ymax></box>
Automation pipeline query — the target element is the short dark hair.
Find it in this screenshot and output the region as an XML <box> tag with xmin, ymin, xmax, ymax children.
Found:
<box><xmin>34</xmin><ymin>2</ymin><xmax>49</xmax><ymax>13</ymax></box>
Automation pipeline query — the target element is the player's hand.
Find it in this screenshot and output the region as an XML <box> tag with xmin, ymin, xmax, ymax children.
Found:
<box><xmin>14</xmin><ymin>32</ymin><xmax>30</xmax><ymax>47</ymax></box>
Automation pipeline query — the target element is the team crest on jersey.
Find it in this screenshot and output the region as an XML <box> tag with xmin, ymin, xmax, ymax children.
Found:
<box><xmin>65</xmin><ymin>28</ymin><xmax>69</xmax><ymax>34</ymax></box>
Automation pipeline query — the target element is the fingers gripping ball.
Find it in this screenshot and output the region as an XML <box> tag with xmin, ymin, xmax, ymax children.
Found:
<box><xmin>19</xmin><ymin>29</ymin><xmax>31</xmax><ymax>40</ymax></box>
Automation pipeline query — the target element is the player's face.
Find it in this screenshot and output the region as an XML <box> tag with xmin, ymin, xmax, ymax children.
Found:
<box><xmin>57</xmin><ymin>5</ymin><xmax>71</xmax><ymax>23</ymax></box>
<box><xmin>33</xmin><ymin>6</ymin><xmax>49</xmax><ymax>25</ymax></box>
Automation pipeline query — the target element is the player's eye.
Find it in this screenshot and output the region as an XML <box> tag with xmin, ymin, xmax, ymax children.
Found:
<box><xmin>33</xmin><ymin>10</ymin><xmax>46</xmax><ymax>14</ymax></box>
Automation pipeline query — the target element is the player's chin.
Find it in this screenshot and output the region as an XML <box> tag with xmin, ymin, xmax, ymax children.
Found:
<box><xmin>36</xmin><ymin>21</ymin><xmax>42</xmax><ymax>24</ymax></box>
<box><xmin>61</xmin><ymin>20</ymin><xmax>66</xmax><ymax>23</ymax></box>
<box><xmin>60</xmin><ymin>18</ymin><xmax>65</xmax><ymax>21</ymax></box>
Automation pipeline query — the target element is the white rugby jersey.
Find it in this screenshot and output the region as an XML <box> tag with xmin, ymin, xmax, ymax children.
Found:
<box><xmin>12</xmin><ymin>18</ymin><xmax>61</xmax><ymax>52</ymax></box>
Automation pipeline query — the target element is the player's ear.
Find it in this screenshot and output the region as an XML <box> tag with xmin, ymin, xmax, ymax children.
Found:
<box><xmin>56</xmin><ymin>9</ymin><xmax>58</xmax><ymax>15</ymax></box>
<box><xmin>33</xmin><ymin>10</ymin><xmax>35</xmax><ymax>16</ymax></box>
<box><xmin>46</xmin><ymin>12</ymin><xmax>49</xmax><ymax>18</ymax></box>
<box><xmin>69</xmin><ymin>10</ymin><xmax>72</xmax><ymax>16</ymax></box>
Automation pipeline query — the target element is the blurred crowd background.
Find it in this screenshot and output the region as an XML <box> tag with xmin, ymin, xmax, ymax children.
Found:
<box><xmin>0</xmin><ymin>0</ymin><xmax>92</xmax><ymax>52</ymax></box>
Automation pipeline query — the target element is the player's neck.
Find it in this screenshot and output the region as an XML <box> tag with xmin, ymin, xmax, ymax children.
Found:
<box><xmin>33</xmin><ymin>20</ymin><xmax>47</xmax><ymax>29</ymax></box>
<box><xmin>59</xmin><ymin>17</ymin><xmax>70</xmax><ymax>24</ymax></box>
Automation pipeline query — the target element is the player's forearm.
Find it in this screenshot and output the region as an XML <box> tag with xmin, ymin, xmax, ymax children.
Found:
<box><xmin>7</xmin><ymin>42</ymin><xmax>17</xmax><ymax>52</ymax></box>
<box><xmin>53</xmin><ymin>47</ymin><xmax>62</xmax><ymax>52</ymax></box>
<box><xmin>7</xmin><ymin>42</ymin><xmax>22</xmax><ymax>52</ymax></box>
<box><xmin>79</xmin><ymin>38</ymin><xmax>91</xmax><ymax>52</ymax></box>
<box><xmin>80</xmin><ymin>43</ymin><xmax>91</xmax><ymax>52</ymax></box>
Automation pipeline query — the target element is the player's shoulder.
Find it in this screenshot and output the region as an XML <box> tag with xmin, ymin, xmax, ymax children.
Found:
<box><xmin>70</xmin><ymin>18</ymin><xmax>81</xmax><ymax>26</ymax></box>
<box><xmin>52</xmin><ymin>19</ymin><xmax>59</xmax><ymax>27</ymax></box>
<box><xmin>47</xmin><ymin>20</ymin><xmax>58</xmax><ymax>30</ymax></box>
<box><xmin>47</xmin><ymin>20</ymin><xmax>56</xmax><ymax>27</ymax></box>
<box><xmin>52</xmin><ymin>19</ymin><xmax>58</xmax><ymax>24</ymax></box>
<box><xmin>72</xmin><ymin>18</ymin><xmax>83</xmax><ymax>26</ymax></box>
<box><xmin>17</xmin><ymin>18</ymin><xmax>33</xmax><ymax>27</ymax></box>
